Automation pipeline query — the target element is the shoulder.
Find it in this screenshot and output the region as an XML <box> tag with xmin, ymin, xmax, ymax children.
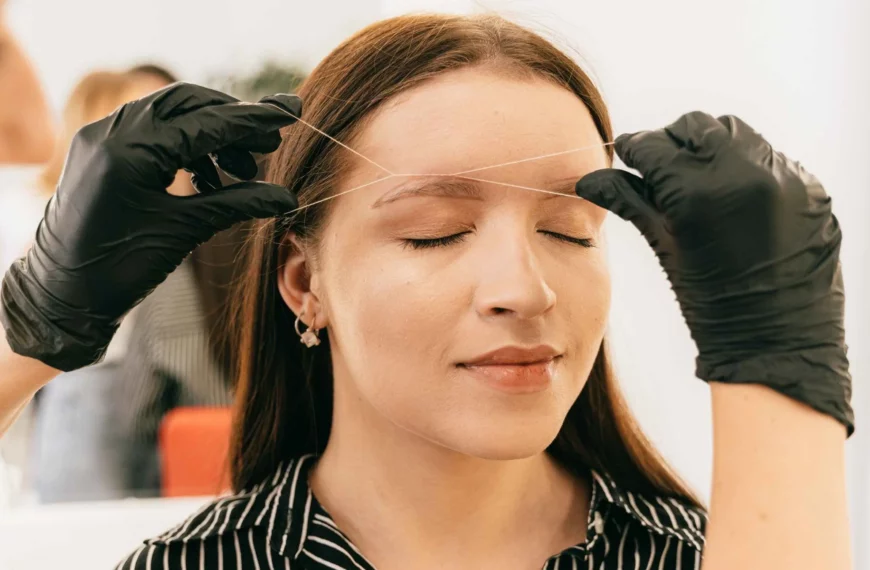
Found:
<box><xmin>115</xmin><ymin>459</ymin><xmax>306</xmax><ymax>570</ymax></box>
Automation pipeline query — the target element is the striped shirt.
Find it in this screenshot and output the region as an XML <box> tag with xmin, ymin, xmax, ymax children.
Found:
<box><xmin>116</xmin><ymin>454</ymin><xmax>707</xmax><ymax>570</ymax></box>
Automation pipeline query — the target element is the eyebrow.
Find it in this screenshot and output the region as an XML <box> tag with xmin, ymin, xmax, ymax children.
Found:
<box><xmin>370</xmin><ymin>175</ymin><xmax>582</xmax><ymax>208</ymax></box>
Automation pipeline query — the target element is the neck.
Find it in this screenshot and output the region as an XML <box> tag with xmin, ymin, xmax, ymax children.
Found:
<box><xmin>309</xmin><ymin>372</ymin><xmax>589</xmax><ymax>569</ymax></box>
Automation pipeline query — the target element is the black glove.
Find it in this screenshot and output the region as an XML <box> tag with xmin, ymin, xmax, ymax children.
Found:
<box><xmin>0</xmin><ymin>83</ymin><xmax>302</xmax><ymax>371</ymax></box>
<box><xmin>575</xmin><ymin>111</ymin><xmax>853</xmax><ymax>434</ymax></box>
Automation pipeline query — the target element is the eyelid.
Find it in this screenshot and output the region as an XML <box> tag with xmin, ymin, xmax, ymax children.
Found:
<box><xmin>539</xmin><ymin>230</ymin><xmax>595</xmax><ymax>247</ymax></box>
<box><xmin>401</xmin><ymin>231</ymin><xmax>471</xmax><ymax>250</ymax></box>
<box><xmin>400</xmin><ymin>229</ymin><xmax>594</xmax><ymax>251</ymax></box>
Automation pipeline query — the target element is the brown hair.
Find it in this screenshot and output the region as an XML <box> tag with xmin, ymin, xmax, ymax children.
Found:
<box><xmin>127</xmin><ymin>63</ymin><xmax>178</xmax><ymax>85</ymax></box>
<box><xmin>229</xmin><ymin>14</ymin><xmax>702</xmax><ymax>508</ymax></box>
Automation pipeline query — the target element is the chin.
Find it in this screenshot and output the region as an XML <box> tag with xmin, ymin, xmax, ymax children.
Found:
<box><xmin>440</xmin><ymin>416</ymin><xmax>564</xmax><ymax>461</ymax></box>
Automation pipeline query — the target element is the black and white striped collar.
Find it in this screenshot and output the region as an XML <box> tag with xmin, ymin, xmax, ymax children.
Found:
<box><xmin>588</xmin><ymin>469</ymin><xmax>706</xmax><ymax>551</ymax></box>
<box><xmin>150</xmin><ymin>454</ymin><xmax>705</xmax><ymax>568</ymax></box>
<box><xmin>269</xmin><ymin>455</ymin><xmax>706</xmax><ymax>567</ymax></box>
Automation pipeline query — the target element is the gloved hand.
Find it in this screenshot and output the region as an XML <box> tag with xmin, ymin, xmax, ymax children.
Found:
<box><xmin>575</xmin><ymin>111</ymin><xmax>853</xmax><ymax>434</ymax></box>
<box><xmin>0</xmin><ymin>83</ymin><xmax>302</xmax><ymax>371</ymax></box>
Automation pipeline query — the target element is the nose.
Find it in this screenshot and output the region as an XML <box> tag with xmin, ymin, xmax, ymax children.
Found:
<box><xmin>472</xmin><ymin>226</ymin><xmax>556</xmax><ymax>320</ymax></box>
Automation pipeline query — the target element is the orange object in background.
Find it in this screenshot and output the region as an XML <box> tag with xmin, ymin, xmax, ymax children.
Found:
<box><xmin>158</xmin><ymin>407</ymin><xmax>233</xmax><ymax>497</ymax></box>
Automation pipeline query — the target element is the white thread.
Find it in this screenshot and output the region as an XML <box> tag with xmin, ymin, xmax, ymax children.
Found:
<box><xmin>284</xmin><ymin>118</ymin><xmax>615</xmax><ymax>216</ymax></box>
<box><xmin>294</xmin><ymin>117</ymin><xmax>395</xmax><ymax>175</ymax></box>
<box><xmin>443</xmin><ymin>141</ymin><xmax>614</xmax><ymax>176</ymax></box>
<box><xmin>298</xmin><ymin>173</ymin><xmax>396</xmax><ymax>211</ymax></box>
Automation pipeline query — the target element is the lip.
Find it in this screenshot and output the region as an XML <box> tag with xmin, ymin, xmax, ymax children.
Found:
<box><xmin>461</xmin><ymin>345</ymin><xmax>561</xmax><ymax>366</ymax></box>
<box><xmin>459</xmin><ymin>346</ymin><xmax>561</xmax><ymax>394</ymax></box>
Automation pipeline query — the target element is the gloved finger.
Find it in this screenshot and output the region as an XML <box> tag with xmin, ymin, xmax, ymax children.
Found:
<box><xmin>188</xmin><ymin>181</ymin><xmax>298</xmax><ymax>230</ymax></box>
<box><xmin>213</xmin><ymin>147</ymin><xmax>259</xmax><ymax>181</ymax></box>
<box><xmin>229</xmin><ymin>130</ymin><xmax>283</xmax><ymax>155</ymax></box>
<box><xmin>717</xmin><ymin>114</ymin><xmax>764</xmax><ymax>140</ymax></box>
<box><xmin>186</xmin><ymin>155</ymin><xmax>222</xmax><ymax>193</ymax></box>
<box><xmin>225</xmin><ymin>93</ymin><xmax>300</xmax><ymax>154</ymax></box>
<box><xmin>716</xmin><ymin>115</ymin><xmax>772</xmax><ymax>157</ymax></box>
<box><xmin>575</xmin><ymin>169</ymin><xmax>663</xmax><ymax>240</ymax></box>
<box><xmin>165</xmin><ymin>94</ymin><xmax>302</xmax><ymax>164</ymax></box>
<box><xmin>148</xmin><ymin>82</ymin><xmax>240</xmax><ymax>120</ymax></box>
<box><xmin>663</xmin><ymin>111</ymin><xmax>730</xmax><ymax>153</ymax></box>
<box><xmin>614</xmin><ymin>129</ymin><xmax>681</xmax><ymax>177</ymax></box>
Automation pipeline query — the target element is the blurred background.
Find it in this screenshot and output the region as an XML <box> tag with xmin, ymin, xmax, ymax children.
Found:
<box><xmin>0</xmin><ymin>0</ymin><xmax>867</xmax><ymax>567</ymax></box>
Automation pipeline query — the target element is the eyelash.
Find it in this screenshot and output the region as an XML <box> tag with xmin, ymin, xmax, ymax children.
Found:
<box><xmin>402</xmin><ymin>231</ymin><xmax>594</xmax><ymax>250</ymax></box>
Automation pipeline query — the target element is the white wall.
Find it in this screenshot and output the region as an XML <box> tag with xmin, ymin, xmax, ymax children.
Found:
<box><xmin>7</xmin><ymin>0</ymin><xmax>868</xmax><ymax>564</ymax></box>
<box><xmin>7</xmin><ymin>0</ymin><xmax>384</xmax><ymax>110</ymax></box>
<box><xmin>0</xmin><ymin>497</ymin><xmax>212</xmax><ymax>569</ymax></box>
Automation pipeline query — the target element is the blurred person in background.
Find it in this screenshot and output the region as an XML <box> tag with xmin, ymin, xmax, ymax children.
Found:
<box><xmin>0</xmin><ymin>0</ymin><xmax>54</xmax><ymax>270</ymax></box>
<box><xmin>0</xmin><ymin>0</ymin><xmax>53</xmax><ymax>166</ymax></box>
<box><xmin>0</xmin><ymin>0</ymin><xmax>54</xmax><ymax>505</ymax></box>
<box><xmin>30</xmin><ymin>62</ymin><xmax>306</xmax><ymax>502</ymax></box>
<box><xmin>29</xmin><ymin>63</ymin><xmax>238</xmax><ymax>503</ymax></box>
<box><xmin>11</xmin><ymin>67</ymin><xmax>173</xmax><ymax>503</ymax></box>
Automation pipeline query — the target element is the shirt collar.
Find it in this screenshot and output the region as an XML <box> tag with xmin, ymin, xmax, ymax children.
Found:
<box><xmin>588</xmin><ymin>469</ymin><xmax>706</xmax><ymax>551</ymax></box>
<box><xmin>261</xmin><ymin>454</ymin><xmax>705</xmax><ymax>567</ymax></box>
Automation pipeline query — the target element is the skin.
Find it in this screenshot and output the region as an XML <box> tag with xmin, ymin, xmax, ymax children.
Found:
<box><xmin>703</xmin><ymin>383</ymin><xmax>850</xmax><ymax>570</ymax></box>
<box><xmin>278</xmin><ymin>68</ymin><xmax>611</xmax><ymax>570</ymax></box>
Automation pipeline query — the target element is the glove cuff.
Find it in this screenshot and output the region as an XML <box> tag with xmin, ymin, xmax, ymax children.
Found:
<box><xmin>696</xmin><ymin>346</ymin><xmax>854</xmax><ymax>436</ymax></box>
<box><xmin>1</xmin><ymin>260</ymin><xmax>117</xmax><ymax>371</ymax></box>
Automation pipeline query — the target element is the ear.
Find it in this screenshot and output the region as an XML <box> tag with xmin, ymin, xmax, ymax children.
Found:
<box><xmin>277</xmin><ymin>234</ymin><xmax>327</xmax><ymax>331</ymax></box>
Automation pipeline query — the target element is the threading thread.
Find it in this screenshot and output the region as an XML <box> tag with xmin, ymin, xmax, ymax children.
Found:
<box><xmin>284</xmin><ymin>117</ymin><xmax>615</xmax><ymax>216</ymax></box>
<box><xmin>294</xmin><ymin>117</ymin><xmax>394</xmax><ymax>175</ymax></box>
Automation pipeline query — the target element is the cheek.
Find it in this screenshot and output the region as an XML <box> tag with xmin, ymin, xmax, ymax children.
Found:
<box><xmin>320</xmin><ymin>238</ymin><xmax>461</xmax><ymax>395</ymax></box>
<box><xmin>577</xmin><ymin>252</ymin><xmax>611</xmax><ymax>326</ymax></box>
<box><xmin>551</xmin><ymin>249</ymin><xmax>611</xmax><ymax>364</ymax></box>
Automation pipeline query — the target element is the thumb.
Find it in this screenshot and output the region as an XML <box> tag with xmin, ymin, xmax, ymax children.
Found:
<box><xmin>575</xmin><ymin>169</ymin><xmax>662</xmax><ymax>240</ymax></box>
<box><xmin>189</xmin><ymin>181</ymin><xmax>298</xmax><ymax>230</ymax></box>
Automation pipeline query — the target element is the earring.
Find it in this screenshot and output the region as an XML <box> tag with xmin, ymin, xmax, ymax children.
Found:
<box><xmin>295</xmin><ymin>311</ymin><xmax>321</xmax><ymax>348</ymax></box>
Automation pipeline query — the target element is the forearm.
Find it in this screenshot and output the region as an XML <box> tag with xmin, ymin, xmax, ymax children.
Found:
<box><xmin>0</xmin><ymin>332</ymin><xmax>58</xmax><ymax>437</ymax></box>
<box><xmin>0</xmin><ymin>16</ymin><xmax>55</xmax><ymax>164</ymax></box>
<box><xmin>701</xmin><ymin>382</ymin><xmax>850</xmax><ymax>570</ymax></box>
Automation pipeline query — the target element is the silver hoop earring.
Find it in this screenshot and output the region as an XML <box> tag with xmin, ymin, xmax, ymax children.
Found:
<box><xmin>295</xmin><ymin>311</ymin><xmax>321</xmax><ymax>348</ymax></box>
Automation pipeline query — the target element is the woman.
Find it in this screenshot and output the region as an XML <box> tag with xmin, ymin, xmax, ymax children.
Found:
<box><xmin>0</xmin><ymin>14</ymin><xmax>851</xmax><ymax>570</ymax></box>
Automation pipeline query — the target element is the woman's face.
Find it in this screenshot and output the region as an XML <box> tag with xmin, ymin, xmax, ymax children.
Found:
<box><xmin>288</xmin><ymin>68</ymin><xmax>611</xmax><ymax>459</ymax></box>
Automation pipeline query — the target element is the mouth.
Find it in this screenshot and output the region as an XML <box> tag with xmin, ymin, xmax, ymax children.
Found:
<box><xmin>458</xmin><ymin>346</ymin><xmax>561</xmax><ymax>394</ymax></box>
<box><xmin>460</xmin><ymin>345</ymin><xmax>561</xmax><ymax>367</ymax></box>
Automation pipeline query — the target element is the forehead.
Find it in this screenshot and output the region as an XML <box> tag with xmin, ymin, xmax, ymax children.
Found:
<box><xmin>351</xmin><ymin>67</ymin><xmax>607</xmax><ymax>177</ymax></box>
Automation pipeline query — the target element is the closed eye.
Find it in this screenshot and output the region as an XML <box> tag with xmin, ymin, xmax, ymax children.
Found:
<box><xmin>402</xmin><ymin>232</ymin><xmax>471</xmax><ymax>250</ymax></box>
<box><xmin>539</xmin><ymin>231</ymin><xmax>595</xmax><ymax>247</ymax></box>
<box><xmin>402</xmin><ymin>230</ymin><xmax>593</xmax><ymax>250</ymax></box>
